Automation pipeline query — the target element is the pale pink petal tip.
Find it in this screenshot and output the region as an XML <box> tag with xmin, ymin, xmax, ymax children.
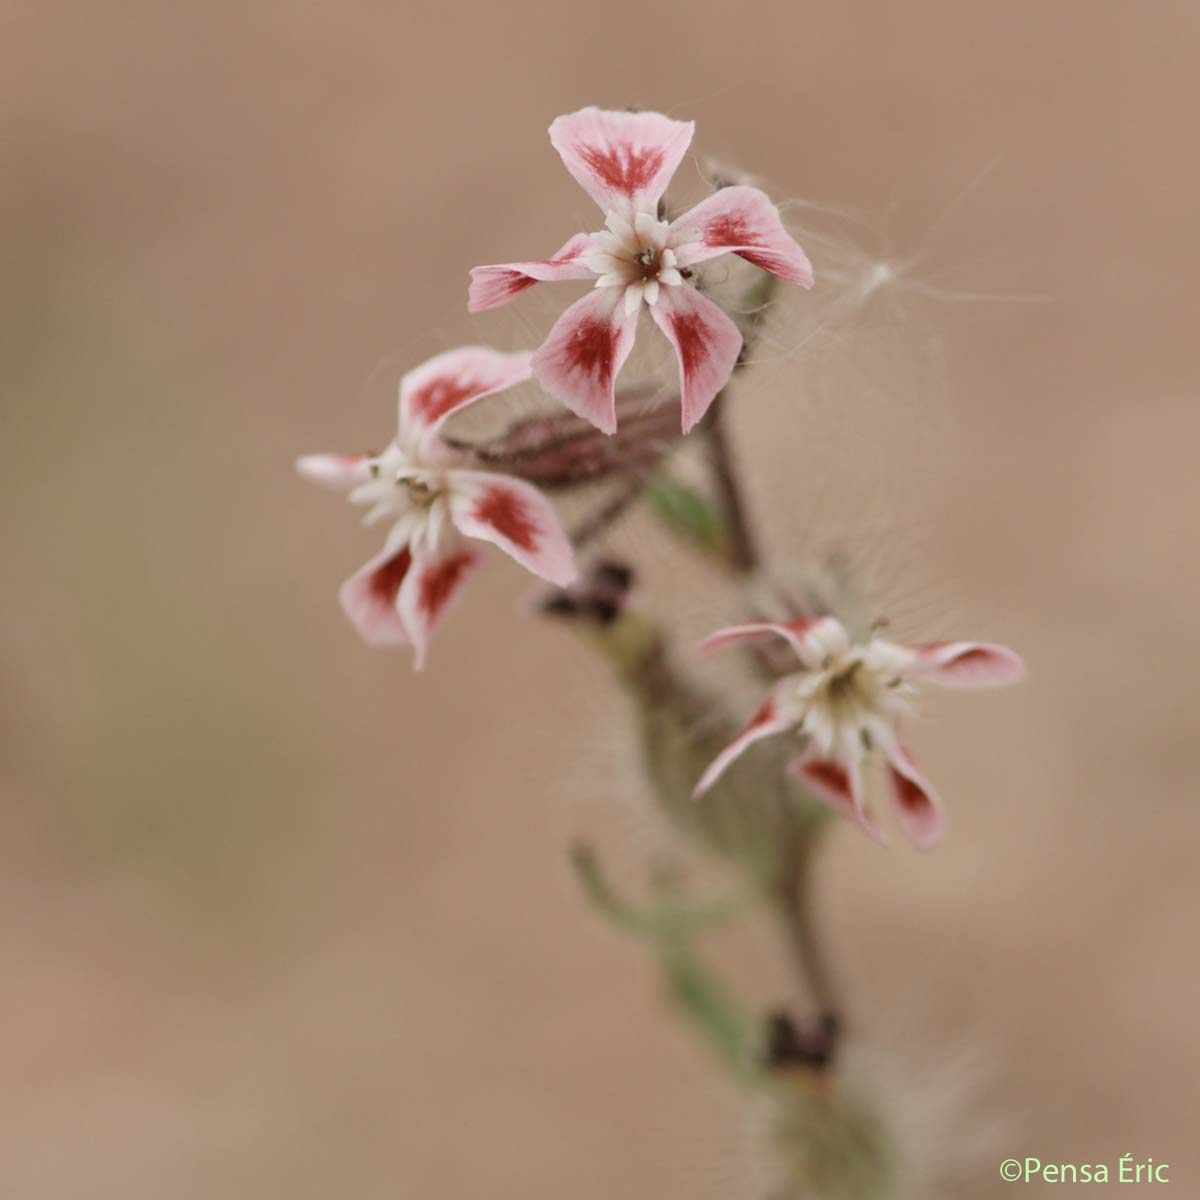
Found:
<box><xmin>447</xmin><ymin>471</ymin><xmax>577</xmax><ymax>587</ymax></box>
<box><xmin>549</xmin><ymin>106</ymin><xmax>694</xmax><ymax>214</ymax></box>
<box><xmin>467</xmin><ymin>234</ymin><xmax>594</xmax><ymax>313</ymax></box>
<box><xmin>395</xmin><ymin>549</ymin><xmax>483</xmax><ymax>670</ymax></box>
<box><xmin>338</xmin><ymin>546</ymin><xmax>414</xmax><ymax>648</ymax></box>
<box><xmin>649</xmin><ymin>285</ymin><xmax>743</xmax><ymax>432</ymax></box>
<box><xmin>693</xmin><ymin>694</ymin><xmax>793</xmax><ymax>797</ymax></box>
<box><xmin>791</xmin><ymin>757</ymin><xmax>889</xmax><ymax>847</ymax></box>
<box><xmin>399</xmin><ymin>346</ymin><xmax>534</xmax><ymax>441</ymax></box>
<box><xmin>696</xmin><ymin>619</ymin><xmax>823</xmax><ymax>662</ymax></box>
<box><xmin>670</xmin><ymin>186</ymin><xmax>813</xmax><ymax>286</ymax></box>
<box><xmin>530</xmin><ymin>288</ymin><xmax>638</xmax><ymax>435</ymax></box>
<box><xmin>910</xmin><ymin>641</ymin><xmax>1026</xmax><ymax>688</ymax></box>
<box><xmin>296</xmin><ymin>453</ymin><xmax>372</xmax><ymax>491</ymax></box>
<box><xmin>884</xmin><ymin>746</ymin><xmax>945</xmax><ymax>850</ymax></box>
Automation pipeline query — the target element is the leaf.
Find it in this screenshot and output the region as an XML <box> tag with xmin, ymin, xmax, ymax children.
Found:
<box><xmin>646</xmin><ymin>472</ymin><xmax>726</xmax><ymax>554</ymax></box>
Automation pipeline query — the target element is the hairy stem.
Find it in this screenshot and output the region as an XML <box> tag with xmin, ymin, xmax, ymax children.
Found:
<box><xmin>702</xmin><ymin>391</ymin><xmax>760</xmax><ymax>574</ymax></box>
<box><xmin>775</xmin><ymin>832</ymin><xmax>839</xmax><ymax>1022</ymax></box>
<box><xmin>570</xmin><ymin>472</ymin><xmax>649</xmax><ymax>550</ymax></box>
<box><xmin>696</xmin><ymin>260</ymin><xmax>780</xmax><ymax>575</ymax></box>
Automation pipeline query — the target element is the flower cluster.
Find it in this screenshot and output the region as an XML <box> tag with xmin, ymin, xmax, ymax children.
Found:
<box><xmin>297</xmin><ymin>104</ymin><xmax>1024</xmax><ymax>849</ymax></box>
<box><xmin>299</xmin><ymin>106</ymin><xmax>809</xmax><ymax>666</ymax></box>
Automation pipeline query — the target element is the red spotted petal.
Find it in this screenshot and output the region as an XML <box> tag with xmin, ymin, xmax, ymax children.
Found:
<box><xmin>790</xmin><ymin>756</ymin><xmax>888</xmax><ymax>846</ymax></box>
<box><xmin>447</xmin><ymin>471</ymin><xmax>576</xmax><ymax>587</ymax></box>
<box><xmin>882</xmin><ymin>742</ymin><xmax>944</xmax><ymax>850</ymax></box>
<box><xmin>396</xmin><ymin>548</ymin><xmax>483</xmax><ymax>669</ymax></box>
<box><xmin>338</xmin><ymin>545</ymin><xmax>414</xmax><ymax>647</ymax></box>
<box><xmin>670</xmin><ymin>186</ymin><xmax>813</xmax><ymax>286</ymax></box>
<box><xmin>907</xmin><ymin>641</ymin><xmax>1026</xmax><ymax>688</ymax></box>
<box><xmin>295</xmin><ymin>453</ymin><xmax>372</xmax><ymax>491</ymax></box>
<box><xmin>399</xmin><ymin>347</ymin><xmax>533</xmax><ymax>443</ymax></box>
<box><xmin>648</xmin><ymin>285</ymin><xmax>743</xmax><ymax>432</ymax></box>
<box><xmin>693</xmin><ymin>686</ymin><xmax>799</xmax><ymax>797</ymax></box>
<box><xmin>530</xmin><ymin>287</ymin><xmax>638</xmax><ymax>434</ymax></box>
<box><xmin>467</xmin><ymin>234</ymin><xmax>594</xmax><ymax>313</ymax></box>
<box><xmin>549</xmin><ymin>107</ymin><xmax>693</xmax><ymax>214</ymax></box>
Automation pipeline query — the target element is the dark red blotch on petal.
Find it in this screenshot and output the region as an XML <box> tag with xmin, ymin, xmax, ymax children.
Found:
<box><xmin>418</xmin><ymin>552</ymin><xmax>474</xmax><ymax>618</ymax></box>
<box><xmin>578</xmin><ymin>142</ymin><xmax>665</xmax><ymax>195</ymax></box>
<box><xmin>497</xmin><ymin>275</ymin><xmax>538</xmax><ymax>301</ymax></box>
<box><xmin>805</xmin><ymin>760</ymin><xmax>851</xmax><ymax>797</ymax></box>
<box><xmin>705</xmin><ymin>213</ymin><xmax>753</xmax><ymax>247</ymax></box>
<box><xmin>889</xmin><ymin>765</ymin><xmax>930</xmax><ymax>815</ymax></box>
<box><xmin>369</xmin><ymin>547</ymin><xmax>412</xmax><ymax>604</ymax></box>
<box><xmin>410</xmin><ymin>377</ymin><xmax>476</xmax><ymax>424</ymax></box>
<box><xmin>475</xmin><ymin>485</ymin><xmax>539</xmax><ymax>551</ymax></box>
<box><xmin>705</xmin><ymin>212</ymin><xmax>784</xmax><ymax>274</ymax></box>
<box><xmin>936</xmin><ymin>646</ymin><xmax>989</xmax><ymax>668</ymax></box>
<box><xmin>566</xmin><ymin>319</ymin><xmax>616</xmax><ymax>383</ymax></box>
<box><xmin>671</xmin><ymin>311</ymin><xmax>714</xmax><ymax>383</ymax></box>
<box><xmin>748</xmin><ymin>697</ymin><xmax>777</xmax><ymax>729</ymax></box>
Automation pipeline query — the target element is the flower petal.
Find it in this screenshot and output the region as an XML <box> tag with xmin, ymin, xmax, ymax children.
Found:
<box><xmin>467</xmin><ymin>234</ymin><xmax>594</xmax><ymax>313</ymax></box>
<box><xmin>296</xmin><ymin>453</ymin><xmax>373</xmax><ymax>491</ymax></box>
<box><xmin>396</xmin><ymin>548</ymin><xmax>483</xmax><ymax>670</ymax></box>
<box><xmin>338</xmin><ymin>545</ymin><xmax>415</xmax><ymax>647</ymax></box>
<box><xmin>907</xmin><ymin>642</ymin><xmax>1026</xmax><ymax>688</ymax></box>
<box><xmin>880</xmin><ymin>740</ymin><xmax>945</xmax><ymax>849</ymax></box>
<box><xmin>789</xmin><ymin>755</ymin><xmax>888</xmax><ymax>846</ymax></box>
<box><xmin>693</xmin><ymin>686</ymin><xmax>800</xmax><ymax>797</ymax></box>
<box><xmin>398</xmin><ymin>346</ymin><xmax>533</xmax><ymax>447</ymax></box>
<box><xmin>530</xmin><ymin>287</ymin><xmax>638</xmax><ymax>434</ymax></box>
<box><xmin>447</xmin><ymin>470</ymin><xmax>576</xmax><ymax>587</ymax></box>
<box><xmin>696</xmin><ymin>618</ymin><xmax>841</xmax><ymax>669</ymax></box>
<box><xmin>669</xmin><ymin>186</ymin><xmax>814</xmax><ymax>286</ymax></box>
<box><xmin>549</xmin><ymin>107</ymin><xmax>694</xmax><ymax>214</ymax></box>
<box><xmin>648</xmin><ymin>284</ymin><xmax>743</xmax><ymax>432</ymax></box>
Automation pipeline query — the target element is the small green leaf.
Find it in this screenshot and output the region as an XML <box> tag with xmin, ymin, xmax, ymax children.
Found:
<box><xmin>661</xmin><ymin>945</ymin><xmax>760</xmax><ymax>1080</ymax></box>
<box><xmin>646</xmin><ymin>472</ymin><xmax>726</xmax><ymax>553</ymax></box>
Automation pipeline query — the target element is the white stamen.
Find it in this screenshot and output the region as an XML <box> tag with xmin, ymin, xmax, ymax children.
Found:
<box><xmin>349</xmin><ymin>440</ymin><xmax>455</xmax><ymax>560</ymax></box>
<box><xmin>586</xmin><ymin>207</ymin><xmax>680</xmax><ymax>310</ymax></box>
<box><xmin>785</xmin><ymin>623</ymin><xmax>917</xmax><ymax>766</ymax></box>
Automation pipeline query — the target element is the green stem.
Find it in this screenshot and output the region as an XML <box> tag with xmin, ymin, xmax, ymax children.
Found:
<box><xmin>774</xmin><ymin>832</ymin><xmax>839</xmax><ymax>1019</ymax></box>
<box><xmin>571</xmin><ymin>844</ymin><xmax>760</xmax><ymax>1080</ymax></box>
<box><xmin>661</xmin><ymin>944</ymin><xmax>759</xmax><ymax>1082</ymax></box>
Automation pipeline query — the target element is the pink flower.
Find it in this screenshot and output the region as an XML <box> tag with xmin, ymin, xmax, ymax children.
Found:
<box><xmin>693</xmin><ymin>617</ymin><xmax>1025</xmax><ymax>848</ymax></box>
<box><xmin>469</xmin><ymin>107</ymin><xmax>813</xmax><ymax>435</ymax></box>
<box><xmin>297</xmin><ymin>347</ymin><xmax>577</xmax><ymax>667</ymax></box>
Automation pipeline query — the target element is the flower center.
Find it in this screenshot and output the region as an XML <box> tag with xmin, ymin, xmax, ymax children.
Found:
<box><xmin>790</xmin><ymin>635</ymin><xmax>918</xmax><ymax>762</ymax></box>
<box><xmin>584</xmin><ymin>210</ymin><xmax>685</xmax><ymax>308</ymax></box>
<box><xmin>634</xmin><ymin>246</ymin><xmax>661</xmax><ymax>277</ymax></box>
<box><xmin>816</xmin><ymin>658</ymin><xmax>874</xmax><ymax>718</ymax></box>
<box><xmin>401</xmin><ymin>476</ymin><xmax>440</xmax><ymax>507</ymax></box>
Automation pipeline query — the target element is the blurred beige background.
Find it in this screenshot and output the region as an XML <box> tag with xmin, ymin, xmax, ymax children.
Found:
<box><xmin>3</xmin><ymin>1</ymin><xmax>1198</xmax><ymax>1196</ymax></box>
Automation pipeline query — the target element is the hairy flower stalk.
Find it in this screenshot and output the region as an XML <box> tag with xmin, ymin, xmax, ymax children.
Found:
<box><xmin>449</xmin><ymin>384</ymin><xmax>684</xmax><ymax>490</ymax></box>
<box><xmin>543</xmin><ymin>564</ymin><xmax>829</xmax><ymax>883</ymax></box>
<box><xmin>542</xmin><ymin>559</ymin><xmax>854</xmax><ymax>1106</ymax></box>
<box><xmin>297</xmin><ymin>105</ymin><xmax>1027</xmax><ymax>1198</ymax></box>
